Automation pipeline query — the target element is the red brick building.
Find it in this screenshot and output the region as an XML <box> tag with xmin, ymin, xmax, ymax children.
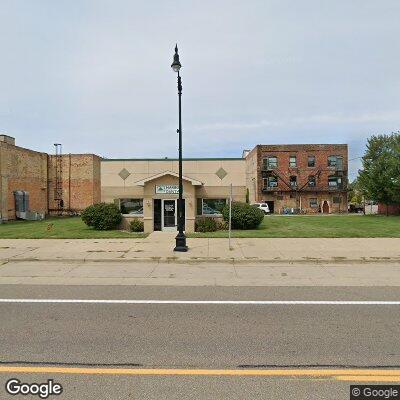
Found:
<box><xmin>245</xmin><ymin>144</ymin><xmax>348</xmax><ymax>214</ymax></box>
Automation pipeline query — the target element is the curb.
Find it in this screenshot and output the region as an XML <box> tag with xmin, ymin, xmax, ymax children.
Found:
<box><xmin>1</xmin><ymin>257</ymin><xmax>400</xmax><ymax>265</ymax></box>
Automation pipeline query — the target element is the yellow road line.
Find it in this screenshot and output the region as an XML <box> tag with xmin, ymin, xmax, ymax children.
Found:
<box><xmin>336</xmin><ymin>376</ymin><xmax>400</xmax><ymax>382</ymax></box>
<box><xmin>0</xmin><ymin>366</ymin><xmax>400</xmax><ymax>378</ymax></box>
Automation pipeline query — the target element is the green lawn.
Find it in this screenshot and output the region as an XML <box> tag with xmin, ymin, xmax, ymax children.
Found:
<box><xmin>188</xmin><ymin>215</ymin><xmax>400</xmax><ymax>238</ymax></box>
<box><xmin>0</xmin><ymin>217</ymin><xmax>146</xmax><ymax>239</ymax></box>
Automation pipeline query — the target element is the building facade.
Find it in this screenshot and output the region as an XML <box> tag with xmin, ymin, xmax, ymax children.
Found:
<box><xmin>246</xmin><ymin>144</ymin><xmax>348</xmax><ymax>214</ymax></box>
<box><xmin>0</xmin><ymin>135</ymin><xmax>349</xmax><ymax>232</ymax></box>
<box><xmin>0</xmin><ymin>135</ymin><xmax>100</xmax><ymax>221</ymax></box>
<box><xmin>101</xmin><ymin>158</ymin><xmax>246</xmax><ymax>232</ymax></box>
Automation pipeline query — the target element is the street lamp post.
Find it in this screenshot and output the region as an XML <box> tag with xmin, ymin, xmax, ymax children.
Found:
<box><xmin>171</xmin><ymin>44</ymin><xmax>188</xmax><ymax>252</ymax></box>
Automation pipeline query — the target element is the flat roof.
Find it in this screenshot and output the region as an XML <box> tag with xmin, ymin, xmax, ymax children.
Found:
<box><xmin>101</xmin><ymin>157</ymin><xmax>244</xmax><ymax>161</ymax></box>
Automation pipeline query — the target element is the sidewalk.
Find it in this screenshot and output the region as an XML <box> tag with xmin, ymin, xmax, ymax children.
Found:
<box><xmin>0</xmin><ymin>232</ymin><xmax>399</xmax><ymax>264</ymax></box>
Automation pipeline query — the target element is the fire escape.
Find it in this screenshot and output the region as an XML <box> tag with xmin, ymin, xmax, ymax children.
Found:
<box><xmin>261</xmin><ymin>164</ymin><xmax>323</xmax><ymax>209</ymax></box>
<box><xmin>54</xmin><ymin>143</ymin><xmax>63</xmax><ymax>215</ymax></box>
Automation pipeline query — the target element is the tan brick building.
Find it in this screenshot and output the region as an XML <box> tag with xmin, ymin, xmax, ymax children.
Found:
<box><xmin>0</xmin><ymin>135</ymin><xmax>100</xmax><ymax>220</ymax></box>
<box><xmin>245</xmin><ymin>144</ymin><xmax>348</xmax><ymax>214</ymax></box>
<box><xmin>101</xmin><ymin>158</ymin><xmax>246</xmax><ymax>233</ymax></box>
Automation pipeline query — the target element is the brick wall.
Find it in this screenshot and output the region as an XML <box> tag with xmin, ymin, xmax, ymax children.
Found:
<box><xmin>0</xmin><ymin>138</ymin><xmax>101</xmax><ymax>220</ymax></box>
<box><xmin>48</xmin><ymin>154</ymin><xmax>101</xmax><ymax>213</ymax></box>
<box><xmin>0</xmin><ymin>141</ymin><xmax>48</xmax><ymax>220</ymax></box>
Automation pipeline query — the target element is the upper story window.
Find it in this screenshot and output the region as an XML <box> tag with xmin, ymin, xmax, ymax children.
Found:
<box><xmin>328</xmin><ymin>155</ymin><xmax>343</xmax><ymax>170</ymax></box>
<box><xmin>308</xmin><ymin>156</ymin><xmax>315</xmax><ymax>167</ymax></box>
<box><xmin>263</xmin><ymin>156</ymin><xmax>278</xmax><ymax>169</ymax></box>
<box><xmin>264</xmin><ymin>176</ymin><xmax>278</xmax><ymax>188</ymax></box>
<box><xmin>328</xmin><ymin>175</ymin><xmax>343</xmax><ymax>188</ymax></box>
<box><xmin>308</xmin><ymin>175</ymin><xmax>316</xmax><ymax>187</ymax></box>
<box><xmin>289</xmin><ymin>156</ymin><xmax>297</xmax><ymax>168</ymax></box>
<box><xmin>290</xmin><ymin>176</ymin><xmax>297</xmax><ymax>188</ymax></box>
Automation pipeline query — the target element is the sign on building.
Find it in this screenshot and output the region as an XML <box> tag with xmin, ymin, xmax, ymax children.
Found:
<box><xmin>155</xmin><ymin>185</ymin><xmax>179</xmax><ymax>194</ymax></box>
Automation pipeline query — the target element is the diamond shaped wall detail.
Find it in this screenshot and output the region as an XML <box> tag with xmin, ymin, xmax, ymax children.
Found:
<box><xmin>118</xmin><ymin>168</ymin><xmax>131</xmax><ymax>180</ymax></box>
<box><xmin>215</xmin><ymin>167</ymin><xmax>228</xmax><ymax>180</ymax></box>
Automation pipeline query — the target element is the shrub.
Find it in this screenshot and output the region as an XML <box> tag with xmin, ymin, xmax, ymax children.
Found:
<box><xmin>195</xmin><ymin>217</ymin><xmax>218</xmax><ymax>232</ymax></box>
<box><xmin>130</xmin><ymin>218</ymin><xmax>144</xmax><ymax>232</ymax></box>
<box><xmin>81</xmin><ymin>203</ymin><xmax>122</xmax><ymax>230</ymax></box>
<box><xmin>222</xmin><ymin>201</ymin><xmax>264</xmax><ymax>229</ymax></box>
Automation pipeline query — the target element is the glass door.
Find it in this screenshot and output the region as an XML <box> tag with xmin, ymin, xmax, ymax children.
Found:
<box><xmin>162</xmin><ymin>200</ymin><xmax>176</xmax><ymax>231</ymax></box>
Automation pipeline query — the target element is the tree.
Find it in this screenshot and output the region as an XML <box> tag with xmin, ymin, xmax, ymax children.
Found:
<box><xmin>358</xmin><ymin>132</ymin><xmax>400</xmax><ymax>215</ymax></box>
<box><xmin>348</xmin><ymin>179</ymin><xmax>363</xmax><ymax>205</ymax></box>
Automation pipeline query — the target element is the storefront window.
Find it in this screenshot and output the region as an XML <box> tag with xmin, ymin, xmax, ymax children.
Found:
<box><xmin>120</xmin><ymin>198</ymin><xmax>143</xmax><ymax>215</ymax></box>
<box><xmin>200</xmin><ymin>199</ymin><xmax>227</xmax><ymax>215</ymax></box>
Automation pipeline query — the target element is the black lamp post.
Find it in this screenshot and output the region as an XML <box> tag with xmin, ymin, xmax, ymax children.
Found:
<box><xmin>171</xmin><ymin>44</ymin><xmax>188</xmax><ymax>252</ymax></box>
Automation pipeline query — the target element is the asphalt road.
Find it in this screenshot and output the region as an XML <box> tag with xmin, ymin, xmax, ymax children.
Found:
<box><xmin>0</xmin><ymin>284</ymin><xmax>399</xmax><ymax>399</ymax></box>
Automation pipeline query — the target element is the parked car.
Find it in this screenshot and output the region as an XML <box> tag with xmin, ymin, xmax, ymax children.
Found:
<box><xmin>252</xmin><ymin>203</ymin><xmax>270</xmax><ymax>214</ymax></box>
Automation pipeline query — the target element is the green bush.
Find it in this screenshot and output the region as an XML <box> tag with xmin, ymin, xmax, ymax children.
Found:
<box><xmin>222</xmin><ymin>201</ymin><xmax>264</xmax><ymax>229</ymax></box>
<box><xmin>130</xmin><ymin>218</ymin><xmax>144</xmax><ymax>232</ymax></box>
<box><xmin>195</xmin><ymin>217</ymin><xmax>218</xmax><ymax>232</ymax></box>
<box><xmin>81</xmin><ymin>203</ymin><xmax>122</xmax><ymax>230</ymax></box>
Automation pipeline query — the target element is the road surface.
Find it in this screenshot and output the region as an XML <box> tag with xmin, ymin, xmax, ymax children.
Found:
<box><xmin>0</xmin><ymin>283</ymin><xmax>399</xmax><ymax>399</ymax></box>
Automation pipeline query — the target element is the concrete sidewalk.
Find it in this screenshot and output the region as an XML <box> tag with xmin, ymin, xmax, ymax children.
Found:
<box><xmin>0</xmin><ymin>233</ymin><xmax>399</xmax><ymax>264</ymax></box>
<box><xmin>1</xmin><ymin>261</ymin><xmax>400</xmax><ymax>286</ymax></box>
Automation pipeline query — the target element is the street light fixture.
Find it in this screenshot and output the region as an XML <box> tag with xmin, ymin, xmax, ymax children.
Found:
<box><xmin>171</xmin><ymin>44</ymin><xmax>188</xmax><ymax>252</ymax></box>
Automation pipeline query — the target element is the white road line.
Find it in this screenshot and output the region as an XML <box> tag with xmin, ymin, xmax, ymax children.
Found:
<box><xmin>0</xmin><ymin>299</ymin><xmax>399</xmax><ymax>305</ymax></box>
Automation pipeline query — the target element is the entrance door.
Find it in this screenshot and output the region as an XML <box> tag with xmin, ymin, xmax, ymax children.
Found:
<box><xmin>266</xmin><ymin>201</ymin><xmax>274</xmax><ymax>214</ymax></box>
<box><xmin>162</xmin><ymin>199</ymin><xmax>176</xmax><ymax>231</ymax></box>
<box><xmin>322</xmin><ymin>200</ymin><xmax>330</xmax><ymax>214</ymax></box>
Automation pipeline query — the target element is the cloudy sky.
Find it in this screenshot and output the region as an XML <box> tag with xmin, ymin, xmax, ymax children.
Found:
<box><xmin>1</xmin><ymin>0</ymin><xmax>399</xmax><ymax>179</ymax></box>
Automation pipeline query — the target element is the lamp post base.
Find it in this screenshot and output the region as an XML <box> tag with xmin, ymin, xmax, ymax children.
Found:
<box><xmin>174</xmin><ymin>231</ymin><xmax>188</xmax><ymax>252</ymax></box>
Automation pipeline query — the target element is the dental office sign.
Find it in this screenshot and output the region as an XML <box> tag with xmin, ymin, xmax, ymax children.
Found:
<box><xmin>155</xmin><ymin>185</ymin><xmax>179</xmax><ymax>194</ymax></box>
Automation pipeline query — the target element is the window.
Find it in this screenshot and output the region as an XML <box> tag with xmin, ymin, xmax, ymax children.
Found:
<box><xmin>333</xmin><ymin>196</ymin><xmax>341</xmax><ymax>204</ymax></box>
<box><xmin>199</xmin><ymin>199</ymin><xmax>227</xmax><ymax>215</ymax></box>
<box><xmin>310</xmin><ymin>198</ymin><xmax>318</xmax><ymax>208</ymax></box>
<box><xmin>336</xmin><ymin>156</ymin><xmax>343</xmax><ymax>170</ymax></box>
<box><xmin>328</xmin><ymin>155</ymin><xmax>343</xmax><ymax>169</ymax></box>
<box><xmin>328</xmin><ymin>156</ymin><xmax>336</xmax><ymax>167</ymax></box>
<box><xmin>289</xmin><ymin>156</ymin><xmax>297</xmax><ymax>167</ymax></box>
<box><xmin>290</xmin><ymin>176</ymin><xmax>297</xmax><ymax>188</ymax></box>
<box><xmin>119</xmin><ymin>198</ymin><xmax>143</xmax><ymax>215</ymax></box>
<box><xmin>328</xmin><ymin>176</ymin><xmax>337</xmax><ymax>187</ymax></box>
<box><xmin>328</xmin><ymin>176</ymin><xmax>342</xmax><ymax>188</ymax></box>
<box><xmin>264</xmin><ymin>176</ymin><xmax>278</xmax><ymax>188</ymax></box>
<box><xmin>308</xmin><ymin>175</ymin><xmax>316</xmax><ymax>187</ymax></box>
<box><xmin>308</xmin><ymin>156</ymin><xmax>315</xmax><ymax>167</ymax></box>
<box><xmin>264</xmin><ymin>156</ymin><xmax>278</xmax><ymax>169</ymax></box>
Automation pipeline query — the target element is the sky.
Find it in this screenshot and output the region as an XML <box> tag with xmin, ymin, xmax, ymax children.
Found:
<box><xmin>0</xmin><ymin>0</ymin><xmax>399</xmax><ymax>180</ymax></box>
